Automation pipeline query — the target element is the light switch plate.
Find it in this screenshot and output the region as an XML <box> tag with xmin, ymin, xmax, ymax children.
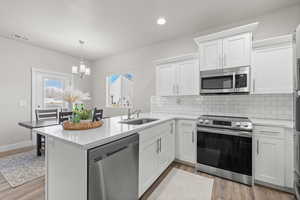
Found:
<box><xmin>19</xmin><ymin>99</ymin><xmax>27</xmax><ymax>107</ymax></box>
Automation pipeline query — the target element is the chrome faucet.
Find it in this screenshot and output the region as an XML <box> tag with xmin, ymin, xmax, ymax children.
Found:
<box><xmin>127</xmin><ymin>108</ymin><xmax>141</xmax><ymax>120</ymax></box>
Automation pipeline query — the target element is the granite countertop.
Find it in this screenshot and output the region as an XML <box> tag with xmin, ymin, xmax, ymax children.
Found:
<box><xmin>35</xmin><ymin>113</ymin><xmax>198</xmax><ymax>150</ymax></box>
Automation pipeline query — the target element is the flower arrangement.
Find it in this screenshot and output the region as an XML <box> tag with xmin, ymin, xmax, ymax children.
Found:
<box><xmin>62</xmin><ymin>87</ymin><xmax>91</xmax><ymax>110</ymax></box>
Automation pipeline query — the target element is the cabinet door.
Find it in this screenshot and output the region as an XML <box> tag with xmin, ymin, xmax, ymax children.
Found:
<box><xmin>158</xmin><ymin>122</ymin><xmax>175</xmax><ymax>173</ymax></box>
<box><xmin>156</xmin><ymin>64</ymin><xmax>176</xmax><ymax>96</ymax></box>
<box><xmin>223</xmin><ymin>33</ymin><xmax>251</xmax><ymax>69</ymax></box>
<box><xmin>139</xmin><ymin>137</ymin><xmax>159</xmax><ymax>196</ymax></box>
<box><xmin>254</xmin><ymin>135</ymin><xmax>285</xmax><ymax>186</ymax></box>
<box><xmin>252</xmin><ymin>45</ymin><xmax>293</xmax><ymax>94</ymax></box>
<box><xmin>199</xmin><ymin>40</ymin><xmax>223</xmax><ymax>71</ymax></box>
<box><xmin>176</xmin><ymin>59</ymin><xmax>200</xmax><ymax>96</ymax></box>
<box><xmin>176</xmin><ymin>120</ymin><xmax>196</xmax><ymax>163</ymax></box>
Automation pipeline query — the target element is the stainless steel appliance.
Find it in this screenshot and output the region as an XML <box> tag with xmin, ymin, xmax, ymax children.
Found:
<box><xmin>88</xmin><ymin>134</ymin><xmax>139</xmax><ymax>200</ymax></box>
<box><xmin>196</xmin><ymin>115</ymin><xmax>253</xmax><ymax>185</ymax></box>
<box><xmin>294</xmin><ymin>24</ymin><xmax>300</xmax><ymax>200</ymax></box>
<box><xmin>200</xmin><ymin>66</ymin><xmax>250</xmax><ymax>94</ymax></box>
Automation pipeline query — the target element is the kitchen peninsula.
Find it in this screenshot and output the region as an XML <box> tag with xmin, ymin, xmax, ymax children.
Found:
<box><xmin>35</xmin><ymin>113</ymin><xmax>198</xmax><ymax>200</ymax></box>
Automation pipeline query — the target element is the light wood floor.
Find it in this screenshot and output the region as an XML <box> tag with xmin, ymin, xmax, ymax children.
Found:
<box><xmin>0</xmin><ymin>151</ymin><xmax>295</xmax><ymax>200</ymax></box>
<box><xmin>141</xmin><ymin>162</ymin><xmax>295</xmax><ymax>200</ymax></box>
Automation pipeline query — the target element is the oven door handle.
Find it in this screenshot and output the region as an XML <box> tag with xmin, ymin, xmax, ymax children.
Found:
<box><xmin>197</xmin><ymin>127</ymin><xmax>252</xmax><ymax>138</ymax></box>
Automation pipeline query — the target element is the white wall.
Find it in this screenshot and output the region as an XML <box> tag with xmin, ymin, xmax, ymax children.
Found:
<box><xmin>0</xmin><ymin>37</ymin><xmax>92</xmax><ymax>150</ymax></box>
<box><xmin>92</xmin><ymin>4</ymin><xmax>300</xmax><ymax>117</ymax></box>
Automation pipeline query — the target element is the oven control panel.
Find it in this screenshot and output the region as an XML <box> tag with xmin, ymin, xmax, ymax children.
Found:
<box><xmin>197</xmin><ymin>115</ymin><xmax>253</xmax><ymax>131</ymax></box>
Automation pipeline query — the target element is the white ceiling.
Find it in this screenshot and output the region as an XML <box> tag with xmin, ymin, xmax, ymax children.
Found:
<box><xmin>0</xmin><ymin>0</ymin><xmax>299</xmax><ymax>60</ymax></box>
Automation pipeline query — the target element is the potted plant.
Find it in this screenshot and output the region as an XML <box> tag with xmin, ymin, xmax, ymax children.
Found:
<box><xmin>72</xmin><ymin>104</ymin><xmax>92</xmax><ymax>123</ymax></box>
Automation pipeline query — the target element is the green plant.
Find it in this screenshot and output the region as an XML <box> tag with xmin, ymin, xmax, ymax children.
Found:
<box><xmin>76</xmin><ymin>109</ymin><xmax>92</xmax><ymax>120</ymax></box>
<box><xmin>71</xmin><ymin>104</ymin><xmax>92</xmax><ymax>123</ymax></box>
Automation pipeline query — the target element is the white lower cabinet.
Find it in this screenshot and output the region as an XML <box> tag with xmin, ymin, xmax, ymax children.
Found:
<box><xmin>176</xmin><ymin>120</ymin><xmax>196</xmax><ymax>164</ymax></box>
<box><xmin>254</xmin><ymin>125</ymin><xmax>294</xmax><ymax>189</ymax></box>
<box><xmin>254</xmin><ymin>135</ymin><xmax>285</xmax><ymax>186</ymax></box>
<box><xmin>139</xmin><ymin>121</ymin><xmax>175</xmax><ymax>197</ymax></box>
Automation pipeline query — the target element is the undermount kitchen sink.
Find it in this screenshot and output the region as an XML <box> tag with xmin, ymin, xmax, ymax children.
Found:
<box><xmin>119</xmin><ymin>118</ymin><xmax>159</xmax><ymax>125</ymax></box>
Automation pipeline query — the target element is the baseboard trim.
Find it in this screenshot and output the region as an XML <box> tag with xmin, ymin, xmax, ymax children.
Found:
<box><xmin>0</xmin><ymin>140</ymin><xmax>33</xmax><ymax>153</ymax></box>
<box><xmin>174</xmin><ymin>159</ymin><xmax>196</xmax><ymax>167</ymax></box>
<box><xmin>255</xmin><ymin>180</ymin><xmax>294</xmax><ymax>194</ymax></box>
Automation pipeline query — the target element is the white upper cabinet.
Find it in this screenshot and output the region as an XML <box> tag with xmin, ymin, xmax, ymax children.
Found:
<box><xmin>156</xmin><ymin>54</ymin><xmax>199</xmax><ymax>96</ymax></box>
<box><xmin>252</xmin><ymin>35</ymin><xmax>293</xmax><ymax>94</ymax></box>
<box><xmin>176</xmin><ymin>59</ymin><xmax>200</xmax><ymax>95</ymax></box>
<box><xmin>156</xmin><ymin>63</ymin><xmax>176</xmax><ymax>96</ymax></box>
<box><xmin>223</xmin><ymin>33</ymin><xmax>251</xmax><ymax>68</ymax></box>
<box><xmin>195</xmin><ymin>22</ymin><xmax>258</xmax><ymax>71</ymax></box>
<box><xmin>197</xmin><ymin>33</ymin><xmax>252</xmax><ymax>71</ymax></box>
<box><xmin>199</xmin><ymin>40</ymin><xmax>222</xmax><ymax>71</ymax></box>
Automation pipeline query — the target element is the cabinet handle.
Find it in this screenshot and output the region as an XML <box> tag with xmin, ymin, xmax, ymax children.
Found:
<box><xmin>192</xmin><ymin>131</ymin><xmax>195</xmax><ymax>143</ymax></box>
<box><xmin>157</xmin><ymin>139</ymin><xmax>160</xmax><ymax>154</ymax></box>
<box><xmin>159</xmin><ymin>138</ymin><xmax>162</xmax><ymax>153</ymax></box>
<box><xmin>170</xmin><ymin>123</ymin><xmax>173</xmax><ymax>134</ymax></box>
<box><xmin>224</xmin><ymin>54</ymin><xmax>226</xmax><ymax>67</ymax></box>
<box><xmin>257</xmin><ymin>140</ymin><xmax>259</xmax><ymax>155</ymax></box>
<box><xmin>253</xmin><ymin>79</ymin><xmax>256</xmax><ymax>93</ymax></box>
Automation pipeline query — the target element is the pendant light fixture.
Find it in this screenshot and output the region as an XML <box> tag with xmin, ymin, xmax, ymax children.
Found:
<box><xmin>72</xmin><ymin>40</ymin><xmax>91</xmax><ymax>79</ymax></box>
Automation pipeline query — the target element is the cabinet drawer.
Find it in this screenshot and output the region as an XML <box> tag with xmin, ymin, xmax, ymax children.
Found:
<box><xmin>177</xmin><ymin>120</ymin><xmax>195</xmax><ymax>130</ymax></box>
<box><xmin>254</xmin><ymin>126</ymin><xmax>284</xmax><ymax>139</ymax></box>
<box><xmin>139</xmin><ymin>121</ymin><xmax>173</xmax><ymax>143</ymax></box>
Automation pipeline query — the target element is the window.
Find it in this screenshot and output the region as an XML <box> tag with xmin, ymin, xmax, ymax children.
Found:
<box><xmin>106</xmin><ymin>74</ymin><xmax>133</xmax><ymax>108</ymax></box>
<box><xmin>43</xmin><ymin>78</ymin><xmax>65</xmax><ymax>108</ymax></box>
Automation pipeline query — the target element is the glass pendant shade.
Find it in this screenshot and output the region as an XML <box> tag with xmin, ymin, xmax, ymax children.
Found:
<box><xmin>72</xmin><ymin>66</ymin><xmax>78</xmax><ymax>74</ymax></box>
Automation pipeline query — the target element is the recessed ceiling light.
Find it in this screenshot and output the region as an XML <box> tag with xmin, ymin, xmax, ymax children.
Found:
<box><xmin>157</xmin><ymin>17</ymin><xmax>166</xmax><ymax>25</ymax></box>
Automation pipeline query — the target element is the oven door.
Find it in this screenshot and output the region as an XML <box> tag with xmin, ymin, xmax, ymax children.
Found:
<box><xmin>197</xmin><ymin>127</ymin><xmax>252</xmax><ymax>176</ymax></box>
<box><xmin>200</xmin><ymin>71</ymin><xmax>235</xmax><ymax>94</ymax></box>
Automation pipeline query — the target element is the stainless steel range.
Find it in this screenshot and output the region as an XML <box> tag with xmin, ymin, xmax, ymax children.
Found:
<box><xmin>196</xmin><ymin>115</ymin><xmax>253</xmax><ymax>185</ymax></box>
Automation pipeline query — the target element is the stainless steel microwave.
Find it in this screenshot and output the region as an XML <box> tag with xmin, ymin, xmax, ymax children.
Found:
<box><xmin>200</xmin><ymin>66</ymin><xmax>250</xmax><ymax>94</ymax></box>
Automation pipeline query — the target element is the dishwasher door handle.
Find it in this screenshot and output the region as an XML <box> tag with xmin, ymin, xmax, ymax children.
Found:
<box><xmin>106</xmin><ymin>145</ymin><xmax>129</xmax><ymax>157</ymax></box>
<box><xmin>94</xmin><ymin>145</ymin><xmax>129</xmax><ymax>162</ymax></box>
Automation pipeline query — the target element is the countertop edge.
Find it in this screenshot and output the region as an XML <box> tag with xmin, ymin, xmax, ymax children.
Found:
<box><xmin>35</xmin><ymin>116</ymin><xmax>198</xmax><ymax>150</ymax></box>
<box><xmin>35</xmin><ymin>114</ymin><xmax>293</xmax><ymax>150</ymax></box>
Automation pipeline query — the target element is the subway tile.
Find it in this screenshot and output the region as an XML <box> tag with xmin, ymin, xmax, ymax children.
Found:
<box><xmin>150</xmin><ymin>94</ymin><xmax>293</xmax><ymax>120</ymax></box>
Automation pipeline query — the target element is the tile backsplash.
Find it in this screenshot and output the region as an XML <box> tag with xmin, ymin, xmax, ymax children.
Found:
<box><xmin>151</xmin><ymin>94</ymin><xmax>293</xmax><ymax>120</ymax></box>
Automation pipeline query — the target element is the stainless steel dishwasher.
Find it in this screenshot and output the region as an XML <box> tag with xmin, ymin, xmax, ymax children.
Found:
<box><xmin>88</xmin><ymin>134</ymin><xmax>139</xmax><ymax>200</ymax></box>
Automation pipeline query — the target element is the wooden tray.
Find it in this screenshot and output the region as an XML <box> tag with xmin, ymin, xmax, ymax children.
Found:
<box><xmin>63</xmin><ymin>121</ymin><xmax>103</xmax><ymax>130</ymax></box>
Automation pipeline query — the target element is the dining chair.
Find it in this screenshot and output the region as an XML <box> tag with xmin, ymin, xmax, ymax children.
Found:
<box><xmin>92</xmin><ymin>108</ymin><xmax>103</xmax><ymax>122</ymax></box>
<box><xmin>59</xmin><ymin>111</ymin><xmax>73</xmax><ymax>124</ymax></box>
<box><xmin>35</xmin><ymin>108</ymin><xmax>58</xmax><ymax>156</ymax></box>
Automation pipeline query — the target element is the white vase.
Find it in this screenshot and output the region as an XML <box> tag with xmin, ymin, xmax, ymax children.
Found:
<box><xmin>68</xmin><ymin>102</ymin><xmax>73</xmax><ymax>111</ymax></box>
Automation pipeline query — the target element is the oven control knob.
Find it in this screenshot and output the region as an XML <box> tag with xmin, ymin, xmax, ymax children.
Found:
<box><xmin>199</xmin><ymin>119</ymin><xmax>204</xmax><ymax>123</ymax></box>
<box><xmin>204</xmin><ymin>120</ymin><xmax>210</xmax><ymax>124</ymax></box>
<box><xmin>235</xmin><ymin>122</ymin><xmax>241</xmax><ymax>127</ymax></box>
